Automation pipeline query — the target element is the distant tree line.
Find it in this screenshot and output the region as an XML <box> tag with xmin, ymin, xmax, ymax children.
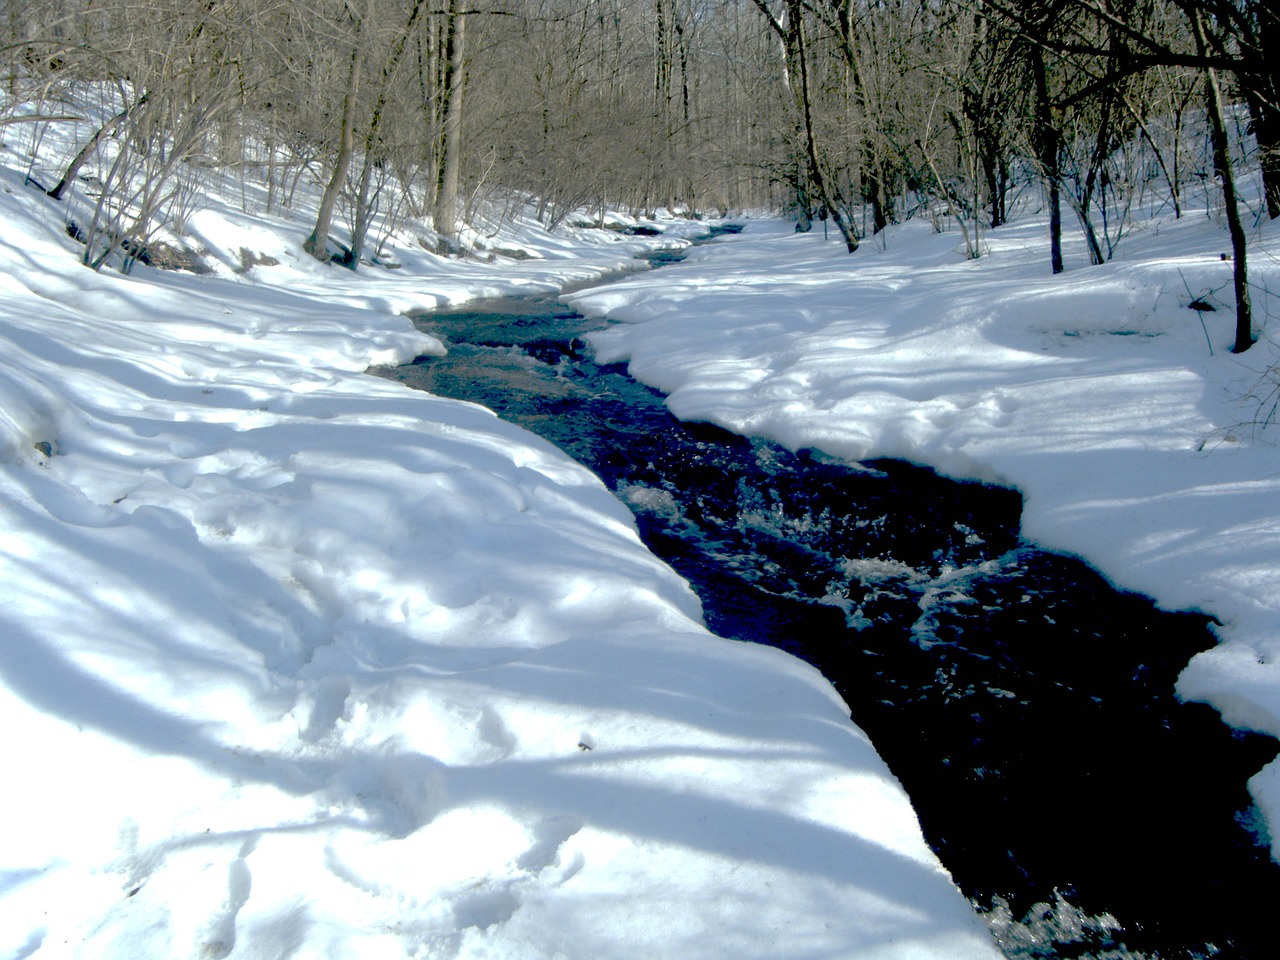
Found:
<box><xmin>1</xmin><ymin>1</ymin><xmax>1274</xmax><ymax>349</ymax></box>
<box><xmin>2</xmin><ymin>1</ymin><xmax>782</xmax><ymax>262</ymax></box>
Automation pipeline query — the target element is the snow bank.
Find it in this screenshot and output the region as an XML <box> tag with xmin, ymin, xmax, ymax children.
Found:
<box><xmin>0</xmin><ymin>146</ymin><xmax>998</xmax><ymax>956</ymax></box>
<box><xmin>571</xmin><ymin>212</ymin><xmax>1280</xmax><ymax>856</ymax></box>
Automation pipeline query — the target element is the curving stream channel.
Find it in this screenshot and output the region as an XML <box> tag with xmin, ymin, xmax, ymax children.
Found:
<box><xmin>376</xmin><ymin>240</ymin><xmax>1280</xmax><ymax>958</ymax></box>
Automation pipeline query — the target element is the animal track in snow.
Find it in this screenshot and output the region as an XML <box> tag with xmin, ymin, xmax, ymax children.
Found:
<box><xmin>322</xmin><ymin>805</ymin><xmax>586</xmax><ymax>938</ymax></box>
<box><xmin>296</xmin><ymin>679</ymin><xmax>350</xmax><ymax>742</ymax></box>
<box><xmin>451</xmin><ymin>885</ymin><xmax>521</xmax><ymax>930</ymax></box>
<box><xmin>476</xmin><ymin>705</ymin><xmax>518</xmax><ymax>759</ymax></box>
<box><xmin>196</xmin><ymin>836</ymin><xmax>256</xmax><ymax>959</ymax></box>
<box><xmin>516</xmin><ymin>814</ymin><xmax>585</xmax><ymax>880</ymax></box>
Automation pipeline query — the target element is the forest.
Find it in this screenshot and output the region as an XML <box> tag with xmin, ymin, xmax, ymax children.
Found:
<box><xmin>2</xmin><ymin>1</ymin><xmax>1277</xmax><ymax>350</ymax></box>
<box><xmin>6</xmin><ymin>6</ymin><xmax>1280</xmax><ymax>958</ymax></box>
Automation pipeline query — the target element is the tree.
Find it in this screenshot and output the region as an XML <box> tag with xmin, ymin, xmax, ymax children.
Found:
<box><xmin>1028</xmin><ymin>41</ymin><xmax>1065</xmax><ymax>273</ymax></box>
<box><xmin>960</xmin><ymin>16</ymin><xmax>1023</xmax><ymax>229</ymax></box>
<box><xmin>981</xmin><ymin>0</ymin><xmax>1256</xmax><ymax>346</ymax></box>
<box><xmin>432</xmin><ymin>0</ymin><xmax>466</xmax><ymax>245</ymax></box>
<box><xmin>23</xmin><ymin>0</ymin><xmax>259</xmax><ymax>270</ymax></box>
<box><xmin>304</xmin><ymin>27</ymin><xmax>364</xmax><ymax>262</ymax></box>
<box><xmin>346</xmin><ymin>0</ymin><xmax>430</xmax><ymax>265</ymax></box>
<box><xmin>750</xmin><ymin>0</ymin><xmax>861</xmax><ymax>251</ymax></box>
<box><xmin>1186</xmin><ymin>1</ymin><xmax>1253</xmax><ymax>352</ymax></box>
<box><xmin>1177</xmin><ymin>0</ymin><xmax>1280</xmax><ymax>219</ymax></box>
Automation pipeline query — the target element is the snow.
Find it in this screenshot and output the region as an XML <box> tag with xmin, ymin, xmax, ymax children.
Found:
<box><xmin>0</xmin><ymin>130</ymin><xmax>1000</xmax><ymax>956</ymax></box>
<box><xmin>569</xmin><ymin>213</ymin><xmax>1280</xmax><ymax>855</ymax></box>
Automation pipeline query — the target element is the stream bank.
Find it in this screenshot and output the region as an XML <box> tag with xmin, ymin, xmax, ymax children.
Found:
<box><xmin>376</xmin><ymin>249</ymin><xmax>1280</xmax><ymax>959</ymax></box>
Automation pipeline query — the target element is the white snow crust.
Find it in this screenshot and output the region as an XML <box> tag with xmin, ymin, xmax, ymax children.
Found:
<box><xmin>570</xmin><ymin>213</ymin><xmax>1280</xmax><ymax>859</ymax></box>
<box><xmin>0</xmin><ymin>131</ymin><xmax>1000</xmax><ymax>956</ymax></box>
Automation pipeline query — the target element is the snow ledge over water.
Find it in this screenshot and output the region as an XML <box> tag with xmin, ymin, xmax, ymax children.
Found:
<box><xmin>571</xmin><ymin>214</ymin><xmax>1280</xmax><ymax>859</ymax></box>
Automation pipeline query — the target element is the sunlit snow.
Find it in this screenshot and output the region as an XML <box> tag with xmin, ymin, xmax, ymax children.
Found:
<box><xmin>570</xmin><ymin>210</ymin><xmax>1280</xmax><ymax>863</ymax></box>
<box><xmin>0</xmin><ymin>117</ymin><xmax>1001</xmax><ymax>956</ymax></box>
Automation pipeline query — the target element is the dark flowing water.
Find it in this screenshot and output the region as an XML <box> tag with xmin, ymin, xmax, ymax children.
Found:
<box><xmin>375</xmin><ymin>247</ymin><xmax>1280</xmax><ymax>959</ymax></box>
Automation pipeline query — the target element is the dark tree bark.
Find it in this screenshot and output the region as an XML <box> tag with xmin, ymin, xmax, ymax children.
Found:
<box><xmin>817</xmin><ymin>0</ymin><xmax>891</xmax><ymax>234</ymax></box>
<box><xmin>1243</xmin><ymin>0</ymin><xmax>1280</xmax><ymax>218</ymax></box>
<box><xmin>433</xmin><ymin>0</ymin><xmax>465</xmax><ymax>245</ymax></box>
<box><xmin>961</xmin><ymin>18</ymin><xmax>1018</xmax><ymax>230</ymax></box>
<box><xmin>970</xmin><ymin>91</ymin><xmax>1011</xmax><ymax>228</ymax></box>
<box><xmin>47</xmin><ymin>95</ymin><xmax>148</xmax><ymax>201</ymax></box>
<box><xmin>1246</xmin><ymin>89</ymin><xmax>1280</xmax><ymax>219</ymax></box>
<box><xmin>788</xmin><ymin>3</ymin><xmax>858</xmax><ymax>251</ymax></box>
<box><xmin>304</xmin><ymin>44</ymin><xmax>363</xmax><ymax>262</ymax></box>
<box><xmin>1030</xmin><ymin>45</ymin><xmax>1064</xmax><ymax>274</ymax></box>
<box><xmin>1210</xmin><ymin>0</ymin><xmax>1280</xmax><ymax>218</ymax></box>
<box><xmin>1193</xmin><ymin>13</ymin><xmax>1254</xmax><ymax>352</ymax></box>
<box><xmin>348</xmin><ymin>0</ymin><xmax>430</xmax><ymax>268</ymax></box>
<box><xmin>749</xmin><ymin>0</ymin><xmax>859</xmax><ymax>251</ymax></box>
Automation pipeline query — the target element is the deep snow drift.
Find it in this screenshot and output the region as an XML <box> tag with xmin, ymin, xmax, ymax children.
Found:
<box><xmin>0</xmin><ymin>136</ymin><xmax>1000</xmax><ymax>956</ymax></box>
<box><xmin>569</xmin><ymin>212</ymin><xmax>1280</xmax><ymax>857</ymax></box>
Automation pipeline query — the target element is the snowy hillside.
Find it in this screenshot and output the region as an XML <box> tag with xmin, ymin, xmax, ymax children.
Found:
<box><xmin>0</xmin><ymin>129</ymin><xmax>1001</xmax><ymax>958</ymax></box>
<box><xmin>571</xmin><ymin>210</ymin><xmax>1280</xmax><ymax>860</ymax></box>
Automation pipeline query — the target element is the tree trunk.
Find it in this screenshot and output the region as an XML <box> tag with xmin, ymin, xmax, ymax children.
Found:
<box><xmin>750</xmin><ymin>0</ymin><xmax>857</xmax><ymax>250</ymax></box>
<box><xmin>972</xmin><ymin>101</ymin><xmax>1009</xmax><ymax>229</ymax></box>
<box><xmin>433</xmin><ymin>0</ymin><xmax>465</xmax><ymax>246</ymax></box>
<box><xmin>1246</xmin><ymin>89</ymin><xmax>1280</xmax><ymax>220</ymax></box>
<box><xmin>825</xmin><ymin>0</ymin><xmax>888</xmax><ymax>234</ymax></box>
<box><xmin>347</xmin><ymin>157</ymin><xmax>378</xmax><ymax>269</ymax></box>
<box><xmin>304</xmin><ymin>45</ymin><xmax>362</xmax><ymax>262</ymax></box>
<box><xmin>1074</xmin><ymin>73</ymin><xmax>1122</xmax><ymax>267</ymax></box>
<box><xmin>1125</xmin><ymin>93</ymin><xmax>1181</xmax><ymax>218</ymax></box>
<box><xmin>1030</xmin><ymin>46</ymin><xmax>1063</xmax><ymax>274</ymax></box>
<box><xmin>982</xmin><ymin>145</ymin><xmax>1008</xmax><ymax>228</ymax></box>
<box><xmin>865</xmin><ymin>160</ymin><xmax>889</xmax><ymax>236</ymax></box>
<box><xmin>1246</xmin><ymin>0</ymin><xmax>1280</xmax><ymax>219</ymax></box>
<box><xmin>787</xmin><ymin>3</ymin><xmax>857</xmax><ymax>252</ymax></box>
<box><xmin>349</xmin><ymin>0</ymin><xmax>429</xmax><ymax>267</ymax></box>
<box><xmin>1205</xmin><ymin>66</ymin><xmax>1254</xmax><ymax>352</ymax></box>
<box><xmin>48</xmin><ymin>94</ymin><xmax>148</xmax><ymax>201</ymax></box>
<box><xmin>1191</xmin><ymin>9</ymin><xmax>1253</xmax><ymax>351</ymax></box>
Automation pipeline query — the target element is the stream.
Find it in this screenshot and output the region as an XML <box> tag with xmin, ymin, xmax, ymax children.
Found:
<box><xmin>376</xmin><ymin>238</ymin><xmax>1280</xmax><ymax>959</ymax></box>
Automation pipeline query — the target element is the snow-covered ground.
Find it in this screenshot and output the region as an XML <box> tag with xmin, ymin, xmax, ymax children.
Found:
<box><xmin>0</xmin><ymin>131</ymin><xmax>1002</xmax><ymax>956</ymax></box>
<box><xmin>570</xmin><ymin>211</ymin><xmax>1280</xmax><ymax>855</ymax></box>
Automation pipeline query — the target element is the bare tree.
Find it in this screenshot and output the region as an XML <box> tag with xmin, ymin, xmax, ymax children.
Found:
<box><xmin>304</xmin><ymin>2</ymin><xmax>366</xmax><ymax>262</ymax></box>
<box><xmin>749</xmin><ymin>0</ymin><xmax>860</xmax><ymax>251</ymax></box>
<box><xmin>980</xmin><ymin>0</ymin><xmax>1257</xmax><ymax>345</ymax></box>
<box><xmin>21</xmin><ymin>1</ymin><xmax>258</xmax><ymax>270</ymax></box>
<box><xmin>1187</xmin><ymin>2</ymin><xmax>1253</xmax><ymax>352</ymax></box>
<box><xmin>432</xmin><ymin>0</ymin><xmax>466</xmax><ymax>245</ymax></box>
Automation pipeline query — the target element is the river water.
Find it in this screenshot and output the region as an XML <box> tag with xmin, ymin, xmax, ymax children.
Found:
<box><xmin>376</xmin><ymin>243</ymin><xmax>1280</xmax><ymax>959</ymax></box>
